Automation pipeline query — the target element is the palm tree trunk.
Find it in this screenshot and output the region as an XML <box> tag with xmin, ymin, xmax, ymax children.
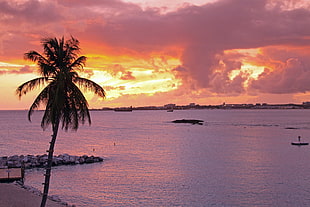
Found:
<box><xmin>40</xmin><ymin>120</ymin><xmax>60</xmax><ymax>207</ymax></box>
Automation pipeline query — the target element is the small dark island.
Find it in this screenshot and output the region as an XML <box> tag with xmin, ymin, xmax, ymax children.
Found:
<box><xmin>172</xmin><ymin>119</ymin><xmax>204</xmax><ymax>125</ymax></box>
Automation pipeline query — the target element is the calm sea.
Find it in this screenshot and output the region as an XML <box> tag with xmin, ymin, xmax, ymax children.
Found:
<box><xmin>1</xmin><ymin>109</ymin><xmax>310</xmax><ymax>206</ymax></box>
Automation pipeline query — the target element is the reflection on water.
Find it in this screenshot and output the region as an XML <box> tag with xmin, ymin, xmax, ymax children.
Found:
<box><xmin>1</xmin><ymin>110</ymin><xmax>310</xmax><ymax>206</ymax></box>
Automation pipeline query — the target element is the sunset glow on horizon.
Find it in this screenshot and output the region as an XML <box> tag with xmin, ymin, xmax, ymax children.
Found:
<box><xmin>1</xmin><ymin>0</ymin><xmax>310</xmax><ymax>110</ymax></box>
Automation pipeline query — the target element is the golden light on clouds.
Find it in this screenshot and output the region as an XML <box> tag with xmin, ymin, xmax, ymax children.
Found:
<box><xmin>1</xmin><ymin>0</ymin><xmax>310</xmax><ymax>109</ymax></box>
<box><xmin>0</xmin><ymin>62</ymin><xmax>20</xmax><ymax>68</ymax></box>
<box><xmin>86</xmin><ymin>64</ymin><xmax>180</xmax><ymax>100</ymax></box>
<box><xmin>224</xmin><ymin>48</ymin><xmax>266</xmax><ymax>88</ymax></box>
<box><xmin>80</xmin><ymin>49</ymin><xmax>182</xmax><ymax>105</ymax></box>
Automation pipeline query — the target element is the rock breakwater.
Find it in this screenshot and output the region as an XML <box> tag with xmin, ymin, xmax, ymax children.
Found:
<box><xmin>0</xmin><ymin>154</ymin><xmax>104</xmax><ymax>169</ymax></box>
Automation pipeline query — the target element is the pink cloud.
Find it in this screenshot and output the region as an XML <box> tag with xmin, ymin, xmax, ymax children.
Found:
<box><xmin>1</xmin><ymin>0</ymin><xmax>310</xmax><ymax>99</ymax></box>
<box><xmin>249</xmin><ymin>48</ymin><xmax>310</xmax><ymax>94</ymax></box>
<box><xmin>72</xmin><ymin>0</ymin><xmax>310</xmax><ymax>95</ymax></box>
<box><xmin>0</xmin><ymin>65</ymin><xmax>34</xmax><ymax>74</ymax></box>
<box><xmin>168</xmin><ymin>0</ymin><xmax>310</xmax><ymax>95</ymax></box>
<box><xmin>105</xmin><ymin>85</ymin><xmax>126</xmax><ymax>91</ymax></box>
<box><xmin>120</xmin><ymin>71</ymin><xmax>135</xmax><ymax>80</ymax></box>
<box><xmin>106</xmin><ymin>64</ymin><xmax>136</xmax><ymax>80</ymax></box>
<box><xmin>81</xmin><ymin>69</ymin><xmax>94</xmax><ymax>79</ymax></box>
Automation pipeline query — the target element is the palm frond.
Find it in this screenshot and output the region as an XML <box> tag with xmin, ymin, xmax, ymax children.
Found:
<box><xmin>71</xmin><ymin>83</ymin><xmax>91</xmax><ymax>125</ymax></box>
<box><xmin>66</xmin><ymin>36</ymin><xmax>80</xmax><ymax>54</ymax></box>
<box><xmin>41</xmin><ymin>82</ymin><xmax>61</xmax><ymax>130</ymax></box>
<box><xmin>62</xmin><ymin>82</ymin><xmax>91</xmax><ymax>130</ymax></box>
<box><xmin>41</xmin><ymin>104</ymin><xmax>53</xmax><ymax>130</ymax></box>
<box><xmin>42</xmin><ymin>37</ymin><xmax>60</xmax><ymax>66</ymax></box>
<box><xmin>24</xmin><ymin>51</ymin><xmax>47</xmax><ymax>63</ymax></box>
<box><xmin>37</xmin><ymin>62</ymin><xmax>56</xmax><ymax>77</ymax></box>
<box><xmin>74</xmin><ymin>77</ymin><xmax>106</xmax><ymax>98</ymax></box>
<box><xmin>25</xmin><ymin>51</ymin><xmax>56</xmax><ymax>77</ymax></box>
<box><xmin>61</xmin><ymin>97</ymin><xmax>79</xmax><ymax>130</ymax></box>
<box><xmin>70</xmin><ymin>56</ymin><xmax>86</xmax><ymax>70</ymax></box>
<box><xmin>28</xmin><ymin>84</ymin><xmax>51</xmax><ymax>122</ymax></box>
<box><xmin>16</xmin><ymin>77</ymin><xmax>48</xmax><ymax>98</ymax></box>
<box><xmin>64</xmin><ymin>37</ymin><xmax>81</xmax><ymax>66</ymax></box>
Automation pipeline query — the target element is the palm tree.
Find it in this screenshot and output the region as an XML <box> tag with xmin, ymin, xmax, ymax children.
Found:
<box><xmin>16</xmin><ymin>36</ymin><xmax>105</xmax><ymax>207</ymax></box>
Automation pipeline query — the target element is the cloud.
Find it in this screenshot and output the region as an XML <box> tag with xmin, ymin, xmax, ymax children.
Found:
<box><xmin>249</xmin><ymin>47</ymin><xmax>310</xmax><ymax>93</ymax></box>
<box><xmin>0</xmin><ymin>0</ymin><xmax>64</xmax><ymax>60</ymax></box>
<box><xmin>80</xmin><ymin>69</ymin><xmax>95</xmax><ymax>79</ymax></box>
<box><xmin>120</xmin><ymin>71</ymin><xmax>135</xmax><ymax>80</ymax></box>
<box><xmin>72</xmin><ymin>0</ymin><xmax>310</xmax><ymax>95</ymax></box>
<box><xmin>104</xmin><ymin>85</ymin><xmax>126</xmax><ymax>91</ymax></box>
<box><xmin>18</xmin><ymin>65</ymin><xmax>33</xmax><ymax>74</ymax></box>
<box><xmin>0</xmin><ymin>65</ymin><xmax>34</xmax><ymax>75</ymax></box>
<box><xmin>2</xmin><ymin>0</ymin><xmax>61</xmax><ymax>24</ymax></box>
<box><xmin>168</xmin><ymin>0</ymin><xmax>310</xmax><ymax>95</ymax></box>
<box><xmin>1</xmin><ymin>0</ymin><xmax>310</xmax><ymax>102</ymax></box>
<box><xmin>106</xmin><ymin>64</ymin><xmax>136</xmax><ymax>80</ymax></box>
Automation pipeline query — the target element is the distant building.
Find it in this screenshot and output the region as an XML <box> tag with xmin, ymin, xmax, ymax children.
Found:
<box><xmin>164</xmin><ymin>104</ymin><xmax>176</xmax><ymax>108</ymax></box>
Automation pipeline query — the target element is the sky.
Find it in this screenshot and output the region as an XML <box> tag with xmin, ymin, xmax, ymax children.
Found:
<box><xmin>1</xmin><ymin>0</ymin><xmax>310</xmax><ymax>109</ymax></box>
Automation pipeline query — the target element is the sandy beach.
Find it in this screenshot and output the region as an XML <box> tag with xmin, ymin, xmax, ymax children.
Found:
<box><xmin>0</xmin><ymin>183</ymin><xmax>65</xmax><ymax>207</ymax></box>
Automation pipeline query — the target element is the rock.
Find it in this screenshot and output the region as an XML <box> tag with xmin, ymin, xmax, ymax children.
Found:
<box><xmin>23</xmin><ymin>163</ymin><xmax>31</xmax><ymax>169</ymax></box>
<box><xmin>0</xmin><ymin>159</ymin><xmax>6</xmax><ymax>167</ymax></box>
<box><xmin>9</xmin><ymin>155</ymin><xmax>19</xmax><ymax>161</ymax></box>
<box><xmin>0</xmin><ymin>154</ymin><xmax>104</xmax><ymax>169</ymax></box>
<box><xmin>78</xmin><ymin>157</ymin><xmax>85</xmax><ymax>164</ymax></box>
<box><xmin>14</xmin><ymin>162</ymin><xmax>21</xmax><ymax>168</ymax></box>
<box><xmin>85</xmin><ymin>157</ymin><xmax>94</xmax><ymax>163</ymax></box>
<box><xmin>69</xmin><ymin>156</ymin><xmax>76</xmax><ymax>163</ymax></box>
<box><xmin>50</xmin><ymin>195</ymin><xmax>61</xmax><ymax>202</ymax></box>
<box><xmin>22</xmin><ymin>157</ymin><xmax>28</xmax><ymax>163</ymax></box>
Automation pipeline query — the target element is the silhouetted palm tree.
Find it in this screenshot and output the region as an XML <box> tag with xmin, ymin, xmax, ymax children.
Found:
<box><xmin>16</xmin><ymin>36</ymin><xmax>105</xmax><ymax>207</ymax></box>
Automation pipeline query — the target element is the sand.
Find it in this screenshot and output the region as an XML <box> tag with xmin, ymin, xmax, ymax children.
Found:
<box><xmin>0</xmin><ymin>183</ymin><xmax>66</xmax><ymax>207</ymax></box>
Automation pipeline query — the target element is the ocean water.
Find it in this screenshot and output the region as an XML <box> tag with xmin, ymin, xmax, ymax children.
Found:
<box><xmin>1</xmin><ymin>109</ymin><xmax>310</xmax><ymax>206</ymax></box>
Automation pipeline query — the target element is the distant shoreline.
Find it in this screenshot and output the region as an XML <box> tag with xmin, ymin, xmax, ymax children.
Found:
<box><xmin>97</xmin><ymin>103</ymin><xmax>310</xmax><ymax>111</ymax></box>
<box><xmin>2</xmin><ymin>102</ymin><xmax>310</xmax><ymax>111</ymax></box>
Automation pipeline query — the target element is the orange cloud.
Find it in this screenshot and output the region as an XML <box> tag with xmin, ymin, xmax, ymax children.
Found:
<box><xmin>0</xmin><ymin>63</ymin><xmax>35</xmax><ymax>75</ymax></box>
<box><xmin>2</xmin><ymin>0</ymin><xmax>310</xmax><ymax>109</ymax></box>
